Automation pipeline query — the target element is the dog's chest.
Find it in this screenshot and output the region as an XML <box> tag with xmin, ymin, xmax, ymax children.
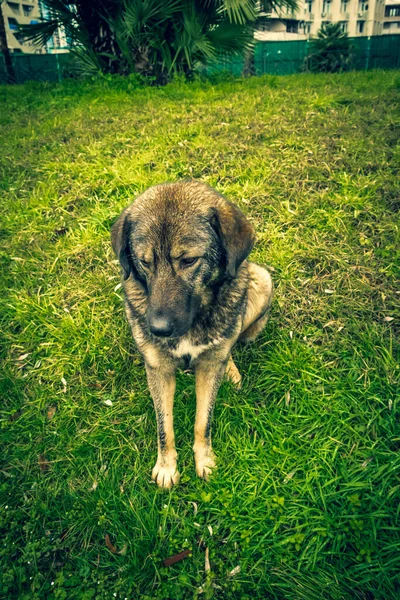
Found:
<box><xmin>170</xmin><ymin>338</ymin><xmax>219</xmax><ymax>362</ymax></box>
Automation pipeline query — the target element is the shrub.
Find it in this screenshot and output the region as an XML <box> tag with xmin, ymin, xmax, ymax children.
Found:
<box><xmin>305</xmin><ymin>23</ymin><xmax>353</xmax><ymax>73</ymax></box>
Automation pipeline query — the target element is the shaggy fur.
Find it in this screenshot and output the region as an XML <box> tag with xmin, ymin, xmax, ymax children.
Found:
<box><xmin>111</xmin><ymin>181</ymin><xmax>273</xmax><ymax>487</ymax></box>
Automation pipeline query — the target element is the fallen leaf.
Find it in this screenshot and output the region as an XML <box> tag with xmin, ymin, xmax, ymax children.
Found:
<box><xmin>163</xmin><ymin>548</ymin><xmax>191</xmax><ymax>567</ymax></box>
<box><xmin>118</xmin><ymin>543</ymin><xmax>128</xmax><ymax>556</ymax></box>
<box><xmin>323</xmin><ymin>320</ymin><xmax>336</xmax><ymax>328</ymax></box>
<box><xmin>388</xmin><ymin>399</ymin><xmax>393</xmax><ymax>411</ymax></box>
<box><xmin>103</xmin><ymin>399</ymin><xmax>113</xmax><ymax>407</ymax></box>
<box><xmin>17</xmin><ymin>353</ymin><xmax>30</xmax><ymax>361</ymax></box>
<box><xmin>205</xmin><ymin>547</ymin><xmax>210</xmax><ymax>572</ymax></box>
<box><xmin>38</xmin><ymin>454</ymin><xmax>50</xmax><ymax>472</ymax></box>
<box><xmin>89</xmin><ymin>481</ymin><xmax>98</xmax><ymax>491</ymax></box>
<box><xmin>105</xmin><ymin>534</ymin><xmax>118</xmax><ymax>554</ymax></box>
<box><xmin>383</xmin><ymin>316</ymin><xmax>394</xmax><ymax>322</ymax></box>
<box><xmin>61</xmin><ymin>377</ymin><xmax>67</xmax><ymax>393</ymax></box>
<box><xmin>47</xmin><ymin>405</ymin><xmax>57</xmax><ymax>420</ymax></box>
<box><xmin>289</xmin><ymin>330</ymin><xmax>293</xmax><ymax>339</ymax></box>
<box><xmin>207</xmin><ymin>525</ymin><xmax>213</xmax><ymax>536</ymax></box>
<box><xmin>324</xmin><ymin>289</ymin><xmax>334</xmax><ymax>294</ymax></box>
<box><xmin>285</xmin><ymin>391</ymin><xmax>291</xmax><ymax>406</ymax></box>
<box><xmin>189</xmin><ymin>501</ymin><xmax>198</xmax><ymax>515</ymax></box>
<box><xmin>228</xmin><ymin>565</ymin><xmax>241</xmax><ymax>577</ymax></box>
<box><xmin>283</xmin><ymin>470</ymin><xmax>296</xmax><ymax>484</ymax></box>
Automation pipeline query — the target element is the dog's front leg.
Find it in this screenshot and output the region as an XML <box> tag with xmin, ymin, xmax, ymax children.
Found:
<box><xmin>194</xmin><ymin>359</ymin><xmax>226</xmax><ymax>480</ymax></box>
<box><xmin>145</xmin><ymin>364</ymin><xmax>179</xmax><ymax>488</ymax></box>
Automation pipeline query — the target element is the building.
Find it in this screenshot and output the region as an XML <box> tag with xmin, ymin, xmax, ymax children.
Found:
<box><xmin>1</xmin><ymin>0</ymin><xmax>68</xmax><ymax>53</ymax></box>
<box><xmin>383</xmin><ymin>0</ymin><xmax>400</xmax><ymax>33</ymax></box>
<box><xmin>2</xmin><ymin>0</ymin><xmax>44</xmax><ymax>53</ymax></box>
<box><xmin>256</xmin><ymin>0</ymin><xmax>388</xmax><ymax>40</ymax></box>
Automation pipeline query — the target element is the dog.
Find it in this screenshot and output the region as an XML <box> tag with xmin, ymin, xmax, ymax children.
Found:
<box><xmin>111</xmin><ymin>181</ymin><xmax>273</xmax><ymax>488</ymax></box>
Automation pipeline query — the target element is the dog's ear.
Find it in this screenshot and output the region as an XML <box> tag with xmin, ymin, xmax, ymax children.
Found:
<box><xmin>211</xmin><ymin>199</ymin><xmax>255</xmax><ymax>278</ymax></box>
<box><xmin>111</xmin><ymin>210</ymin><xmax>133</xmax><ymax>280</ymax></box>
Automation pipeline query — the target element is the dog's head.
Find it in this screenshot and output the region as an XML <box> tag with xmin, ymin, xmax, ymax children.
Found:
<box><xmin>111</xmin><ymin>181</ymin><xmax>255</xmax><ymax>338</ymax></box>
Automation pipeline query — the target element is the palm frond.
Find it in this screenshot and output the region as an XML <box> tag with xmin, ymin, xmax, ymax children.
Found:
<box><xmin>172</xmin><ymin>8</ymin><xmax>216</xmax><ymax>70</ymax></box>
<box><xmin>18</xmin><ymin>0</ymin><xmax>88</xmax><ymax>47</ymax></box>
<box><xmin>69</xmin><ymin>46</ymin><xmax>103</xmax><ymax>77</ymax></box>
<box><xmin>201</xmin><ymin>0</ymin><xmax>258</xmax><ymax>24</ymax></box>
<box><xmin>17</xmin><ymin>20</ymin><xmax>60</xmax><ymax>47</ymax></box>
<box><xmin>207</xmin><ymin>20</ymin><xmax>253</xmax><ymax>55</ymax></box>
<box><xmin>221</xmin><ymin>0</ymin><xmax>257</xmax><ymax>23</ymax></box>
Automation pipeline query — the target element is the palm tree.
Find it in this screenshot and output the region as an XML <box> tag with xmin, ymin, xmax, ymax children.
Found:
<box><xmin>0</xmin><ymin>0</ymin><xmax>16</xmax><ymax>83</ymax></box>
<box><xmin>20</xmin><ymin>0</ymin><xmax>297</xmax><ymax>82</ymax></box>
<box><xmin>305</xmin><ymin>22</ymin><xmax>352</xmax><ymax>73</ymax></box>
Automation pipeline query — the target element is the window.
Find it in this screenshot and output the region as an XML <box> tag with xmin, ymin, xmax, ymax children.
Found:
<box><xmin>385</xmin><ymin>6</ymin><xmax>400</xmax><ymax>16</ymax></box>
<box><xmin>340</xmin><ymin>0</ymin><xmax>348</xmax><ymax>12</ymax></box>
<box><xmin>303</xmin><ymin>21</ymin><xmax>311</xmax><ymax>33</ymax></box>
<box><xmin>8</xmin><ymin>17</ymin><xmax>19</xmax><ymax>30</ymax></box>
<box><xmin>286</xmin><ymin>20</ymin><xmax>299</xmax><ymax>33</ymax></box>
<box><xmin>322</xmin><ymin>0</ymin><xmax>331</xmax><ymax>14</ymax></box>
<box><xmin>383</xmin><ymin>22</ymin><xmax>390</xmax><ymax>28</ymax></box>
<box><xmin>359</xmin><ymin>0</ymin><xmax>368</xmax><ymax>11</ymax></box>
<box><xmin>305</xmin><ymin>0</ymin><xmax>313</xmax><ymax>13</ymax></box>
<box><xmin>357</xmin><ymin>20</ymin><xmax>365</xmax><ymax>32</ymax></box>
<box><xmin>13</xmin><ymin>32</ymin><xmax>25</xmax><ymax>44</ymax></box>
<box><xmin>339</xmin><ymin>21</ymin><xmax>348</xmax><ymax>31</ymax></box>
<box><xmin>7</xmin><ymin>2</ymin><xmax>20</xmax><ymax>14</ymax></box>
<box><xmin>22</xmin><ymin>4</ymin><xmax>33</xmax><ymax>16</ymax></box>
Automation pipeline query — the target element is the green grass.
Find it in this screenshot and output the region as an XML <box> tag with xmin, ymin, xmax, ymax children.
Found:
<box><xmin>0</xmin><ymin>70</ymin><xmax>399</xmax><ymax>599</ymax></box>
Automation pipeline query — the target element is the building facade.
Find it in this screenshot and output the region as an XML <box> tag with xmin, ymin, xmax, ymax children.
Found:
<box><xmin>2</xmin><ymin>0</ymin><xmax>43</xmax><ymax>53</ymax></box>
<box><xmin>1</xmin><ymin>0</ymin><xmax>68</xmax><ymax>53</ymax></box>
<box><xmin>256</xmin><ymin>0</ymin><xmax>389</xmax><ymax>40</ymax></box>
<box><xmin>383</xmin><ymin>0</ymin><xmax>400</xmax><ymax>33</ymax></box>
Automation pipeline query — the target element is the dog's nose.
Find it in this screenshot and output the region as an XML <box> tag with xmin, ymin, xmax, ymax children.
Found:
<box><xmin>149</xmin><ymin>315</ymin><xmax>174</xmax><ymax>337</ymax></box>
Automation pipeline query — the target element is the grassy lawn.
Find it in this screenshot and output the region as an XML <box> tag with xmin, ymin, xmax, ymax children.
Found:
<box><xmin>0</xmin><ymin>70</ymin><xmax>399</xmax><ymax>599</ymax></box>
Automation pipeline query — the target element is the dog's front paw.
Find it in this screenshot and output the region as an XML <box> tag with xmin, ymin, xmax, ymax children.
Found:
<box><xmin>194</xmin><ymin>449</ymin><xmax>216</xmax><ymax>481</ymax></box>
<box><xmin>225</xmin><ymin>356</ymin><xmax>242</xmax><ymax>389</ymax></box>
<box><xmin>152</xmin><ymin>461</ymin><xmax>180</xmax><ymax>489</ymax></box>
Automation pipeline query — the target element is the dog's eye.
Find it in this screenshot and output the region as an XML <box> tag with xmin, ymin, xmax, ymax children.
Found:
<box><xmin>180</xmin><ymin>257</ymin><xmax>199</xmax><ymax>269</ymax></box>
<box><xmin>139</xmin><ymin>259</ymin><xmax>150</xmax><ymax>268</ymax></box>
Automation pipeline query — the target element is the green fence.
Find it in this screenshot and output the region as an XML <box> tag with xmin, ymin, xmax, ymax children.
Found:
<box><xmin>207</xmin><ymin>35</ymin><xmax>400</xmax><ymax>77</ymax></box>
<box><xmin>0</xmin><ymin>53</ymin><xmax>72</xmax><ymax>84</ymax></box>
<box><xmin>1</xmin><ymin>35</ymin><xmax>400</xmax><ymax>84</ymax></box>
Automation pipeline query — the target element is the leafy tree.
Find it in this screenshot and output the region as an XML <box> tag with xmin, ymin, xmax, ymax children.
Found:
<box><xmin>305</xmin><ymin>22</ymin><xmax>353</xmax><ymax>73</ymax></box>
<box><xmin>20</xmin><ymin>0</ymin><xmax>297</xmax><ymax>82</ymax></box>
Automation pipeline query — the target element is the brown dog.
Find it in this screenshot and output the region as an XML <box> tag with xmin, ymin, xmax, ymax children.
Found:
<box><xmin>111</xmin><ymin>181</ymin><xmax>273</xmax><ymax>487</ymax></box>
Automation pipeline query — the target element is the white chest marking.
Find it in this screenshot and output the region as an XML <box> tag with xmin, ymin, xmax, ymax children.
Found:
<box><xmin>171</xmin><ymin>338</ymin><xmax>221</xmax><ymax>360</ymax></box>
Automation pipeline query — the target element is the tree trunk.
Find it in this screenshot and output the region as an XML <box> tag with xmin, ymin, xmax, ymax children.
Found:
<box><xmin>0</xmin><ymin>0</ymin><xmax>15</xmax><ymax>83</ymax></box>
<box><xmin>242</xmin><ymin>47</ymin><xmax>255</xmax><ymax>77</ymax></box>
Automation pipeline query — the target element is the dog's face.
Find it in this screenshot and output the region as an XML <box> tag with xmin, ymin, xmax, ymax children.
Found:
<box><xmin>111</xmin><ymin>181</ymin><xmax>255</xmax><ymax>338</ymax></box>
